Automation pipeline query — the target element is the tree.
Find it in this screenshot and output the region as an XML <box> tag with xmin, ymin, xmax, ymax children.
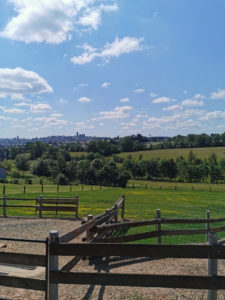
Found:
<box><xmin>15</xmin><ymin>154</ymin><xmax>30</xmax><ymax>171</ymax></box>
<box><xmin>32</xmin><ymin>159</ymin><xmax>51</xmax><ymax>176</ymax></box>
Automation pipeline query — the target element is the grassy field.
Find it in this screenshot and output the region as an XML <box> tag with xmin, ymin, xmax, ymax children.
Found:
<box><xmin>1</xmin><ymin>183</ymin><xmax>225</xmax><ymax>244</ymax></box>
<box><xmin>118</xmin><ymin>146</ymin><xmax>225</xmax><ymax>160</ymax></box>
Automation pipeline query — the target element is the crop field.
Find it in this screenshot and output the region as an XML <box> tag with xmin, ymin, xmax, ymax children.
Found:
<box><xmin>1</xmin><ymin>183</ymin><xmax>225</xmax><ymax>244</ymax></box>
<box><xmin>117</xmin><ymin>146</ymin><xmax>225</xmax><ymax>160</ymax></box>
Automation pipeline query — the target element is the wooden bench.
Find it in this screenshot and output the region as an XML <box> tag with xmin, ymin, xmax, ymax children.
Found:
<box><xmin>36</xmin><ymin>196</ymin><xmax>79</xmax><ymax>218</ymax></box>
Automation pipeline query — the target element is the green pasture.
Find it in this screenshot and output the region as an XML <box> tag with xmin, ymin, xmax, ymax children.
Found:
<box><xmin>1</xmin><ymin>183</ymin><xmax>225</xmax><ymax>244</ymax></box>
<box><xmin>118</xmin><ymin>146</ymin><xmax>225</xmax><ymax>160</ymax></box>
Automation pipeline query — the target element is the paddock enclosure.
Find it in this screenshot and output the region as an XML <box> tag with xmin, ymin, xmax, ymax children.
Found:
<box><xmin>1</xmin><ymin>195</ymin><xmax>225</xmax><ymax>299</ymax></box>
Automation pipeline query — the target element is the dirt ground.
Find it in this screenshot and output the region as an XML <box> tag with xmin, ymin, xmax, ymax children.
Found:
<box><xmin>0</xmin><ymin>217</ymin><xmax>225</xmax><ymax>300</ymax></box>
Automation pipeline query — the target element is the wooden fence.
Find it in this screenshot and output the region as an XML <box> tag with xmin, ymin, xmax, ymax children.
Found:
<box><xmin>1</xmin><ymin>196</ymin><xmax>225</xmax><ymax>300</ymax></box>
<box><xmin>0</xmin><ymin>195</ymin><xmax>79</xmax><ymax>218</ymax></box>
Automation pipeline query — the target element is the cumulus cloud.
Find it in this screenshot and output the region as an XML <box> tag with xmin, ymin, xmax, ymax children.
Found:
<box><xmin>149</xmin><ymin>92</ymin><xmax>158</xmax><ymax>98</ymax></box>
<box><xmin>71</xmin><ymin>36</ymin><xmax>145</xmax><ymax>65</ymax></box>
<box><xmin>78</xmin><ymin>96</ymin><xmax>91</xmax><ymax>102</ymax></box>
<box><xmin>210</xmin><ymin>89</ymin><xmax>225</xmax><ymax>100</ymax></box>
<box><xmin>0</xmin><ymin>106</ymin><xmax>25</xmax><ymax>114</ymax></box>
<box><xmin>35</xmin><ymin>116</ymin><xmax>68</xmax><ymax>127</ymax></box>
<box><xmin>134</xmin><ymin>88</ymin><xmax>145</xmax><ymax>94</ymax></box>
<box><xmin>0</xmin><ymin>0</ymin><xmax>118</xmax><ymax>44</ymax></box>
<box><xmin>120</xmin><ymin>97</ymin><xmax>130</xmax><ymax>103</ymax></box>
<box><xmin>162</xmin><ymin>104</ymin><xmax>183</xmax><ymax>111</ymax></box>
<box><xmin>101</xmin><ymin>82</ymin><xmax>110</xmax><ymax>88</ymax></box>
<box><xmin>181</xmin><ymin>99</ymin><xmax>204</xmax><ymax>107</ymax></box>
<box><xmin>59</xmin><ymin>98</ymin><xmax>68</xmax><ymax>104</ymax></box>
<box><xmin>30</xmin><ymin>103</ymin><xmax>52</xmax><ymax>113</ymax></box>
<box><xmin>152</xmin><ymin>97</ymin><xmax>171</xmax><ymax>104</ymax></box>
<box><xmin>0</xmin><ymin>67</ymin><xmax>53</xmax><ymax>100</ymax></box>
<box><xmin>199</xmin><ymin>110</ymin><xmax>225</xmax><ymax>121</ymax></box>
<box><xmin>75</xmin><ymin>121</ymin><xmax>94</xmax><ymax>129</ymax></box>
<box><xmin>99</xmin><ymin>106</ymin><xmax>132</xmax><ymax>120</ymax></box>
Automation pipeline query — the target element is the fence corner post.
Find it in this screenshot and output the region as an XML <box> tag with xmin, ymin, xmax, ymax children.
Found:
<box><xmin>86</xmin><ymin>215</ymin><xmax>94</xmax><ymax>240</ymax></box>
<box><xmin>121</xmin><ymin>195</ymin><xmax>125</xmax><ymax>221</ymax></box>
<box><xmin>206</xmin><ymin>210</ymin><xmax>210</xmax><ymax>242</ymax></box>
<box><xmin>208</xmin><ymin>231</ymin><xmax>218</xmax><ymax>300</ymax></box>
<box><xmin>3</xmin><ymin>194</ymin><xmax>6</xmax><ymax>217</ymax></box>
<box><xmin>75</xmin><ymin>195</ymin><xmax>79</xmax><ymax>218</ymax></box>
<box><xmin>39</xmin><ymin>195</ymin><xmax>43</xmax><ymax>218</ymax></box>
<box><xmin>49</xmin><ymin>230</ymin><xmax>59</xmax><ymax>300</ymax></box>
<box><xmin>156</xmin><ymin>209</ymin><xmax>162</xmax><ymax>244</ymax></box>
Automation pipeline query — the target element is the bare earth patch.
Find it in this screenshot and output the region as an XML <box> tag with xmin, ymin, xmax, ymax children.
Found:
<box><xmin>1</xmin><ymin>217</ymin><xmax>225</xmax><ymax>299</ymax></box>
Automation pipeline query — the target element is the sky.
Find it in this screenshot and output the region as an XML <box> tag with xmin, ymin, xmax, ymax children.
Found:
<box><xmin>1</xmin><ymin>0</ymin><xmax>225</xmax><ymax>138</ymax></box>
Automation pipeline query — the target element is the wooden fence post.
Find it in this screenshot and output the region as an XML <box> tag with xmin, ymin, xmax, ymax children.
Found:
<box><xmin>114</xmin><ymin>204</ymin><xmax>118</xmax><ymax>223</ymax></box>
<box><xmin>49</xmin><ymin>230</ymin><xmax>59</xmax><ymax>300</ymax></box>
<box><xmin>121</xmin><ymin>196</ymin><xmax>125</xmax><ymax>220</ymax></box>
<box><xmin>206</xmin><ymin>211</ymin><xmax>210</xmax><ymax>242</ymax></box>
<box><xmin>208</xmin><ymin>231</ymin><xmax>218</xmax><ymax>300</ymax></box>
<box><xmin>105</xmin><ymin>209</ymin><xmax>110</xmax><ymax>224</ymax></box>
<box><xmin>41</xmin><ymin>184</ymin><xmax>44</xmax><ymax>193</ymax></box>
<box><xmin>145</xmin><ymin>184</ymin><xmax>147</xmax><ymax>189</ymax></box>
<box><xmin>75</xmin><ymin>195</ymin><xmax>79</xmax><ymax>218</ymax></box>
<box><xmin>3</xmin><ymin>195</ymin><xmax>6</xmax><ymax>217</ymax></box>
<box><xmin>86</xmin><ymin>215</ymin><xmax>94</xmax><ymax>240</ymax></box>
<box><xmin>3</xmin><ymin>185</ymin><xmax>5</xmax><ymax>195</ymax></box>
<box><xmin>39</xmin><ymin>195</ymin><xmax>43</xmax><ymax>218</ymax></box>
<box><xmin>156</xmin><ymin>209</ymin><xmax>162</xmax><ymax>244</ymax></box>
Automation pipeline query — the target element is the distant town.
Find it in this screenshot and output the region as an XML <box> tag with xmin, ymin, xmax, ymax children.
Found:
<box><xmin>0</xmin><ymin>133</ymin><xmax>167</xmax><ymax>147</ymax></box>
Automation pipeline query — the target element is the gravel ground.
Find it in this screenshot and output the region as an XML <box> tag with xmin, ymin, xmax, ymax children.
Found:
<box><xmin>1</xmin><ymin>217</ymin><xmax>225</xmax><ymax>300</ymax></box>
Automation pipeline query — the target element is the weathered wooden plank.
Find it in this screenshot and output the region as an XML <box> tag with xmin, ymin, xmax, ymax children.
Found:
<box><xmin>50</xmin><ymin>272</ymin><xmax>225</xmax><ymax>290</ymax></box>
<box><xmin>0</xmin><ymin>205</ymin><xmax>38</xmax><ymax>208</ymax></box>
<box><xmin>37</xmin><ymin>206</ymin><xmax>77</xmax><ymax>212</ymax></box>
<box><xmin>59</xmin><ymin>219</ymin><xmax>96</xmax><ymax>243</ymax></box>
<box><xmin>0</xmin><ymin>252</ymin><xmax>46</xmax><ymax>266</ymax></box>
<box><xmin>96</xmin><ymin>231</ymin><xmax>159</xmax><ymax>243</ymax></box>
<box><xmin>50</xmin><ymin>243</ymin><xmax>225</xmax><ymax>259</ymax></box>
<box><xmin>0</xmin><ymin>275</ymin><xmax>46</xmax><ymax>291</ymax></box>
<box><xmin>37</xmin><ymin>200</ymin><xmax>77</xmax><ymax>204</ymax></box>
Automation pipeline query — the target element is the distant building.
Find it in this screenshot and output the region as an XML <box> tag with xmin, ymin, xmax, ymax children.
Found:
<box><xmin>0</xmin><ymin>167</ymin><xmax>7</xmax><ymax>179</ymax></box>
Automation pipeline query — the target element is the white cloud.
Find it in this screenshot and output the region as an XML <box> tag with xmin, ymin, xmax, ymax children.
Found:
<box><xmin>0</xmin><ymin>106</ymin><xmax>25</xmax><ymax>114</ymax></box>
<box><xmin>59</xmin><ymin>98</ymin><xmax>68</xmax><ymax>104</ymax></box>
<box><xmin>152</xmin><ymin>97</ymin><xmax>171</xmax><ymax>104</ymax></box>
<box><xmin>210</xmin><ymin>89</ymin><xmax>225</xmax><ymax>100</ymax></box>
<box><xmin>0</xmin><ymin>0</ymin><xmax>118</xmax><ymax>44</ymax></box>
<box><xmin>99</xmin><ymin>106</ymin><xmax>132</xmax><ymax>120</ymax></box>
<box><xmin>199</xmin><ymin>110</ymin><xmax>225</xmax><ymax>121</ymax></box>
<box><xmin>99</xmin><ymin>122</ymin><xmax>104</xmax><ymax>127</ymax></box>
<box><xmin>182</xmin><ymin>99</ymin><xmax>204</xmax><ymax>107</ymax></box>
<box><xmin>193</xmin><ymin>93</ymin><xmax>205</xmax><ymax>100</ymax></box>
<box><xmin>75</xmin><ymin>122</ymin><xmax>94</xmax><ymax>129</ymax></box>
<box><xmin>149</xmin><ymin>92</ymin><xmax>158</xmax><ymax>98</ymax></box>
<box><xmin>78</xmin><ymin>96</ymin><xmax>91</xmax><ymax>102</ymax></box>
<box><xmin>163</xmin><ymin>104</ymin><xmax>183</xmax><ymax>111</ymax></box>
<box><xmin>101</xmin><ymin>82</ymin><xmax>110</xmax><ymax>88</ymax></box>
<box><xmin>51</xmin><ymin>113</ymin><xmax>63</xmax><ymax>117</ymax></box>
<box><xmin>79</xmin><ymin>83</ymin><xmax>88</xmax><ymax>87</ymax></box>
<box><xmin>71</xmin><ymin>36</ymin><xmax>145</xmax><ymax>65</ymax></box>
<box><xmin>120</xmin><ymin>97</ymin><xmax>130</xmax><ymax>103</ymax></box>
<box><xmin>134</xmin><ymin>88</ymin><xmax>145</xmax><ymax>94</ymax></box>
<box><xmin>35</xmin><ymin>116</ymin><xmax>68</xmax><ymax>127</ymax></box>
<box><xmin>30</xmin><ymin>103</ymin><xmax>52</xmax><ymax>113</ymax></box>
<box><xmin>0</xmin><ymin>67</ymin><xmax>53</xmax><ymax>99</ymax></box>
<box><xmin>14</xmin><ymin>101</ymin><xmax>31</xmax><ymax>107</ymax></box>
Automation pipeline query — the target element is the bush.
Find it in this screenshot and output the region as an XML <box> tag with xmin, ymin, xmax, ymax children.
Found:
<box><xmin>25</xmin><ymin>179</ymin><xmax>32</xmax><ymax>185</ymax></box>
<box><xmin>56</xmin><ymin>173</ymin><xmax>69</xmax><ymax>185</ymax></box>
<box><xmin>10</xmin><ymin>171</ymin><xmax>21</xmax><ymax>178</ymax></box>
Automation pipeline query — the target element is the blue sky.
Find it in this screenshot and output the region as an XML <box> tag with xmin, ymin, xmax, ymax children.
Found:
<box><xmin>1</xmin><ymin>0</ymin><xmax>225</xmax><ymax>138</ymax></box>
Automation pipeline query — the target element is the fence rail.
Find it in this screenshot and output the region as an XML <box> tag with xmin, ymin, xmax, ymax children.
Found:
<box><xmin>0</xmin><ymin>195</ymin><xmax>79</xmax><ymax>218</ymax></box>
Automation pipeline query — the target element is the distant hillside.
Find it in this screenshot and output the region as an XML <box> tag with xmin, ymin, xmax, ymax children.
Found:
<box><xmin>117</xmin><ymin>146</ymin><xmax>225</xmax><ymax>160</ymax></box>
